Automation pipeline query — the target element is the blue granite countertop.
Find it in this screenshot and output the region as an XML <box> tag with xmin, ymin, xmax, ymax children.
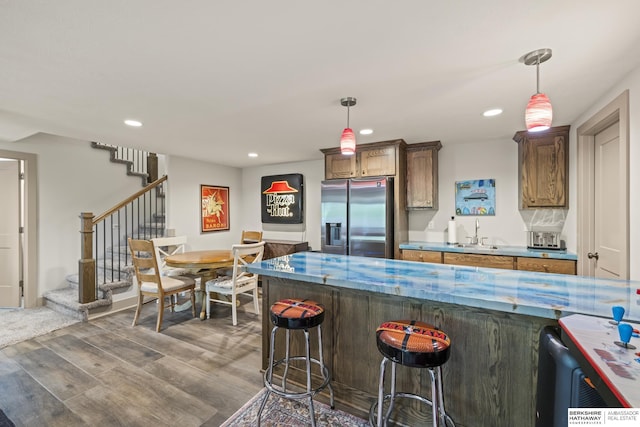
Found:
<box><xmin>247</xmin><ymin>252</ymin><xmax>639</xmax><ymax>321</ymax></box>
<box><xmin>400</xmin><ymin>241</ymin><xmax>578</xmax><ymax>260</ymax></box>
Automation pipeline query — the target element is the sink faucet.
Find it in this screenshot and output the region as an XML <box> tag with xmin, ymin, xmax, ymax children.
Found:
<box><xmin>468</xmin><ymin>218</ymin><xmax>480</xmax><ymax>245</ymax></box>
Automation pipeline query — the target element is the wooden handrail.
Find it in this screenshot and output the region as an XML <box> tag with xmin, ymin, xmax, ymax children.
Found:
<box><xmin>93</xmin><ymin>175</ymin><xmax>168</xmax><ymax>225</ymax></box>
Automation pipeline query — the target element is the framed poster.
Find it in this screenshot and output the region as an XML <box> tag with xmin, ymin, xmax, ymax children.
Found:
<box><xmin>455</xmin><ymin>179</ymin><xmax>496</xmax><ymax>216</ymax></box>
<box><xmin>201</xmin><ymin>185</ymin><xmax>229</xmax><ymax>232</ymax></box>
<box><xmin>261</xmin><ymin>173</ymin><xmax>304</xmax><ymax>224</ymax></box>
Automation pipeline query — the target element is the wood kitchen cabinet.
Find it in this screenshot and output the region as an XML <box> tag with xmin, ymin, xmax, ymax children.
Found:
<box><xmin>263</xmin><ymin>240</ymin><xmax>309</xmax><ymax>260</ymax></box>
<box><xmin>401</xmin><ymin>249</ymin><xmax>443</xmax><ymax>263</ymax></box>
<box><xmin>516</xmin><ymin>257</ymin><xmax>576</xmax><ymax>275</ymax></box>
<box><xmin>324</xmin><ymin>152</ymin><xmax>357</xmax><ymax>179</ymax></box>
<box><xmin>443</xmin><ymin>252</ymin><xmax>515</xmax><ymax>270</ymax></box>
<box><xmin>406</xmin><ymin>140</ymin><xmax>442</xmax><ymax>209</ymax></box>
<box><xmin>359</xmin><ymin>145</ymin><xmax>396</xmax><ymax>177</ymax></box>
<box><xmin>401</xmin><ymin>248</ymin><xmax>577</xmax><ymax>275</ymax></box>
<box><xmin>321</xmin><ymin>140</ymin><xmax>401</xmax><ymax>179</ymax></box>
<box><xmin>513</xmin><ymin>125</ymin><xmax>570</xmax><ymax>209</ymax></box>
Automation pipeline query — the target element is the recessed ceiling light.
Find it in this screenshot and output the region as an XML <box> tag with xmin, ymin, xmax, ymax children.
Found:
<box><xmin>483</xmin><ymin>109</ymin><xmax>503</xmax><ymax>117</ymax></box>
<box><xmin>359</xmin><ymin>129</ymin><xmax>373</xmax><ymax>135</ymax></box>
<box><xmin>124</xmin><ymin>119</ymin><xmax>142</xmax><ymax>127</ymax></box>
<box><xmin>248</xmin><ymin>152</ymin><xmax>258</xmax><ymax>158</ymax></box>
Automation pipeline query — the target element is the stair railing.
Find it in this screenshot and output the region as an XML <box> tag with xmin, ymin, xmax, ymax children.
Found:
<box><xmin>90</xmin><ymin>142</ymin><xmax>159</xmax><ymax>184</ymax></box>
<box><xmin>78</xmin><ymin>175</ymin><xmax>167</xmax><ymax>303</ymax></box>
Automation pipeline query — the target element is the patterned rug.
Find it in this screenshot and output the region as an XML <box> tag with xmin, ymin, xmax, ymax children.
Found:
<box><xmin>221</xmin><ymin>388</ymin><xmax>369</xmax><ymax>427</ymax></box>
<box><xmin>0</xmin><ymin>409</ymin><xmax>15</xmax><ymax>427</ymax></box>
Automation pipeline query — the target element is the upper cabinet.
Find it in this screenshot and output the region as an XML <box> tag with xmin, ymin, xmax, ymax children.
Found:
<box><xmin>359</xmin><ymin>145</ymin><xmax>396</xmax><ymax>177</ymax></box>
<box><xmin>321</xmin><ymin>139</ymin><xmax>404</xmax><ymax>180</ymax></box>
<box><xmin>513</xmin><ymin>125</ymin><xmax>570</xmax><ymax>209</ymax></box>
<box><xmin>324</xmin><ymin>152</ymin><xmax>357</xmax><ymax>179</ymax></box>
<box><xmin>406</xmin><ymin>141</ymin><xmax>442</xmax><ymax>209</ymax></box>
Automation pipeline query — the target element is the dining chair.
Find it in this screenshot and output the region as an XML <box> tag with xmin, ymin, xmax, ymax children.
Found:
<box><xmin>128</xmin><ymin>238</ymin><xmax>197</xmax><ymax>332</ymax></box>
<box><xmin>241</xmin><ymin>230</ymin><xmax>263</xmax><ymax>244</ymax></box>
<box><xmin>204</xmin><ymin>241</ymin><xmax>265</xmax><ymax>325</ymax></box>
<box><xmin>151</xmin><ymin>235</ymin><xmax>191</xmax><ymax>277</ymax></box>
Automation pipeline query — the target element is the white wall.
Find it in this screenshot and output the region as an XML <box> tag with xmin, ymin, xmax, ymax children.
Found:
<box><xmin>240</xmin><ymin>159</ymin><xmax>324</xmax><ymax>251</ymax></box>
<box><xmin>408</xmin><ymin>139</ymin><xmax>526</xmax><ymax>247</ymax></box>
<box><xmin>0</xmin><ymin>133</ymin><xmax>149</xmax><ymax>296</ymax></box>
<box><xmin>164</xmin><ymin>154</ymin><xmax>242</xmax><ymax>251</ymax></box>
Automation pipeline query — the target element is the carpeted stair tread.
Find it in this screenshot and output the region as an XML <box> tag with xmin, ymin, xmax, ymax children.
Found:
<box><xmin>43</xmin><ymin>287</ymin><xmax>112</xmax><ymax>322</ymax></box>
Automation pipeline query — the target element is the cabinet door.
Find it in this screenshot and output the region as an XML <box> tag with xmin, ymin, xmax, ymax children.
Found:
<box><xmin>516</xmin><ymin>257</ymin><xmax>576</xmax><ymax>275</ymax></box>
<box><xmin>401</xmin><ymin>250</ymin><xmax>442</xmax><ymax>263</ymax></box>
<box><xmin>443</xmin><ymin>253</ymin><xmax>514</xmax><ymax>269</ymax></box>
<box><xmin>407</xmin><ymin>148</ymin><xmax>435</xmax><ymax>208</ymax></box>
<box><xmin>359</xmin><ymin>146</ymin><xmax>395</xmax><ymax>177</ymax></box>
<box><xmin>515</xmin><ymin>126</ymin><xmax>569</xmax><ymax>209</ymax></box>
<box><xmin>325</xmin><ymin>153</ymin><xmax>357</xmax><ymax>179</ymax></box>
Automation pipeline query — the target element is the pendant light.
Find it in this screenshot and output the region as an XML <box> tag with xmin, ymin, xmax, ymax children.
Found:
<box><xmin>340</xmin><ymin>97</ymin><xmax>357</xmax><ymax>155</ymax></box>
<box><xmin>523</xmin><ymin>48</ymin><xmax>553</xmax><ymax>132</ymax></box>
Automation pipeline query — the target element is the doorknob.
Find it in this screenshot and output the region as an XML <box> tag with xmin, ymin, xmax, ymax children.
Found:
<box><xmin>587</xmin><ymin>252</ymin><xmax>599</xmax><ymax>260</ymax></box>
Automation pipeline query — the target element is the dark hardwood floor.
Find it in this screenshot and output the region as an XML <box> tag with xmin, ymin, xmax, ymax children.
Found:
<box><xmin>0</xmin><ymin>298</ymin><xmax>263</xmax><ymax>426</ymax></box>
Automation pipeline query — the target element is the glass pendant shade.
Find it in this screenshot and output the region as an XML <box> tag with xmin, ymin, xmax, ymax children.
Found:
<box><xmin>340</xmin><ymin>128</ymin><xmax>356</xmax><ymax>155</ymax></box>
<box><xmin>525</xmin><ymin>93</ymin><xmax>552</xmax><ymax>132</ymax></box>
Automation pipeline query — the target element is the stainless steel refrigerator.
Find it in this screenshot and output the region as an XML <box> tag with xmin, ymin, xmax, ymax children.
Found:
<box><xmin>321</xmin><ymin>177</ymin><xmax>394</xmax><ymax>258</ymax></box>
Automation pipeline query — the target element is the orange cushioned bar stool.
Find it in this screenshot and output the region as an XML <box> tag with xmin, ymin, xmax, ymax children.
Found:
<box><xmin>370</xmin><ymin>320</ymin><xmax>455</xmax><ymax>427</ymax></box>
<box><xmin>257</xmin><ymin>298</ymin><xmax>335</xmax><ymax>427</ymax></box>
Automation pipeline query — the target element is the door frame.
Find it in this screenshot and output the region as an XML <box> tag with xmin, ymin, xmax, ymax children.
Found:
<box><xmin>0</xmin><ymin>148</ymin><xmax>38</xmax><ymax>308</ymax></box>
<box><xmin>576</xmin><ymin>90</ymin><xmax>629</xmax><ymax>278</ymax></box>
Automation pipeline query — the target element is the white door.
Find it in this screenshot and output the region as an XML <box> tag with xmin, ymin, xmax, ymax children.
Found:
<box><xmin>0</xmin><ymin>159</ymin><xmax>21</xmax><ymax>307</ymax></box>
<box><xmin>593</xmin><ymin>122</ymin><xmax>623</xmax><ymax>278</ymax></box>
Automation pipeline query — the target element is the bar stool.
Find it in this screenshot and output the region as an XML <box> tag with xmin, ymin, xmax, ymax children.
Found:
<box><xmin>257</xmin><ymin>298</ymin><xmax>335</xmax><ymax>427</ymax></box>
<box><xmin>369</xmin><ymin>320</ymin><xmax>455</xmax><ymax>427</ymax></box>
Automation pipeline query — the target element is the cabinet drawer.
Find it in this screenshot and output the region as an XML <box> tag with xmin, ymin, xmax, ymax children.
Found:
<box><xmin>516</xmin><ymin>257</ymin><xmax>576</xmax><ymax>275</ymax></box>
<box><xmin>402</xmin><ymin>250</ymin><xmax>442</xmax><ymax>263</ymax></box>
<box><xmin>444</xmin><ymin>253</ymin><xmax>514</xmax><ymax>270</ymax></box>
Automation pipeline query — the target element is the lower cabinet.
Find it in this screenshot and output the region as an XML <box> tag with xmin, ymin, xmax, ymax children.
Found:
<box><xmin>401</xmin><ymin>249</ymin><xmax>442</xmax><ymax>263</ymax></box>
<box><xmin>401</xmin><ymin>249</ymin><xmax>576</xmax><ymax>275</ymax></box>
<box><xmin>263</xmin><ymin>240</ymin><xmax>309</xmax><ymax>260</ymax></box>
<box><xmin>444</xmin><ymin>253</ymin><xmax>514</xmax><ymax>270</ymax></box>
<box><xmin>516</xmin><ymin>257</ymin><xmax>576</xmax><ymax>275</ymax></box>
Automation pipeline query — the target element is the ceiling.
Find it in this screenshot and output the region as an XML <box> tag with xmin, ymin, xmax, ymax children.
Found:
<box><xmin>1</xmin><ymin>1</ymin><xmax>640</xmax><ymax>168</ymax></box>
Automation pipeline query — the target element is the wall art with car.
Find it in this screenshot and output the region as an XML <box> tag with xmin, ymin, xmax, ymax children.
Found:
<box><xmin>455</xmin><ymin>179</ymin><xmax>495</xmax><ymax>216</ymax></box>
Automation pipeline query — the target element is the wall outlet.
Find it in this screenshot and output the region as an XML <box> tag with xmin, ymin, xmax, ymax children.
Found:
<box><xmin>428</xmin><ymin>221</ymin><xmax>435</xmax><ymax>229</ymax></box>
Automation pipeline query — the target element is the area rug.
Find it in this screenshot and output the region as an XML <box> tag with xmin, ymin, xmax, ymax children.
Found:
<box><xmin>0</xmin><ymin>307</ymin><xmax>80</xmax><ymax>349</ymax></box>
<box><xmin>221</xmin><ymin>388</ymin><xmax>369</xmax><ymax>427</ymax></box>
<box><xmin>0</xmin><ymin>409</ymin><xmax>15</xmax><ymax>427</ymax></box>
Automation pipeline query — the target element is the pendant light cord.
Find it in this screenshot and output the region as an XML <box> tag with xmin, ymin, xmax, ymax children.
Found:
<box><xmin>536</xmin><ymin>55</ymin><xmax>541</xmax><ymax>94</ymax></box>
<box><xmin>346</xmin><ymin>104</ymin><xmax>350</xmax><ymax>128</ymax></box>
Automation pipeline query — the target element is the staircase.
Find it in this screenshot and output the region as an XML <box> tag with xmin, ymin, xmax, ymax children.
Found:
<box><xmin>43</xmin><ymin>143</ymin><xmax>165</xmax><ymax>321</ymax></box>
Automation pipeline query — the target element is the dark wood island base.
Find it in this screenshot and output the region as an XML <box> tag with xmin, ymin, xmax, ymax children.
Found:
<box><xmin>261</xmin><ymin>276</ymin><xmax>554</xmax><ymax>427</ymax></box>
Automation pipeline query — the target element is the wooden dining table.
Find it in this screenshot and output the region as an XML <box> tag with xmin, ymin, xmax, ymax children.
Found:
<box><xmin>165</xmin><ymin>250</ymin><xmax>234</xmax><ymax>319</ymax></box>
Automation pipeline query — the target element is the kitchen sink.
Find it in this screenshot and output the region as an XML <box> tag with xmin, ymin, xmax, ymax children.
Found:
<box><xmin>455</xmin><ymin>243</ymin><xmax>499</xmax><ymax>250</ymax></box>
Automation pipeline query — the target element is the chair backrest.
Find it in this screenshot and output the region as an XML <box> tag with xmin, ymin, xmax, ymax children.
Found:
<box><xmin>128</xmin><ymin>238</ymin><xmax>163</xmax><ymax>296</ymax></box>
<box><xmin>231</xmin><ymin>241</ymin><xmax>265</xmax><ymax>282</ymax></box>
<box><xmin>151</xmin><ymin>236</ymin><xmax>188</xmax><ymax>271</ymax></box>
<box><xmin>241</xmin><ymin>230</ymin><xmax>263</xmax><ymax>244</ymax></box>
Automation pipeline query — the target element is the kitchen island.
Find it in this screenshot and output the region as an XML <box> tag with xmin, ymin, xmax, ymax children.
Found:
<box><xmin>247</xmin><ymin>252</ymin><xmax>639</xmax><ymax>427</ymax></box>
